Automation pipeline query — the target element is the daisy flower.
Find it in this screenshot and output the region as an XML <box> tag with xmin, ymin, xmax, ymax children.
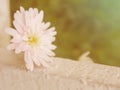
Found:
<box><xmin>5</xmin><ymin>7</ymin><xmax>57</xmax><ymax>71</ymax></box>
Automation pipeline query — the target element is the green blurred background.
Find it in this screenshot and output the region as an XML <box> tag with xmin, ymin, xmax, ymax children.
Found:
<box><xmin>11</xmin><ymin>0</ymin><xmax>120</xmax><ymax>67</ymax></box>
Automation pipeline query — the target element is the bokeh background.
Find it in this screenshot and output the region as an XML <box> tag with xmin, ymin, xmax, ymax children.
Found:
<box><xmin>11</xmin><ymin>0</ymin><xmax>120</xmax><ymax>67</ymax></box>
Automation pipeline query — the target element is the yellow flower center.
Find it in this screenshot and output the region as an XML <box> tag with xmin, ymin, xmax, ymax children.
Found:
<box><xmin>27</xmin><ymin>34</ymin><xmax>39</xmax><ymax>46</ymax></box>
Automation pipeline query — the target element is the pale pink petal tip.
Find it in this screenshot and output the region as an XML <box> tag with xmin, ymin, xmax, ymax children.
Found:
<box><xmin>20</xmin><ymin>6</ymin><xmax>25</xmax><ymax>12</ymax></box>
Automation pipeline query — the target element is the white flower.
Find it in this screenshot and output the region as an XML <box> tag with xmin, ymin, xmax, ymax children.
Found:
<box><xmin>5</xmin><ymin>7</ymin><xmax>57</xmax><ymax>71</ymax></box>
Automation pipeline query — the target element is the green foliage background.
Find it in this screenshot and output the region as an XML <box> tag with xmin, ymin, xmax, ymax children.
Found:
<box><xmin>11</xmin><ymin>0</ymin><xmax>120</xmax><ymax>67</ymax></box>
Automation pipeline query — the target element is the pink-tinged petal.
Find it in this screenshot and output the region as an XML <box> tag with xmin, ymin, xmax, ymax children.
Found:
<box><xmin>41</xmin><ymin>36</ymin><xmax>56</xmax><ymax>44</ymax></box>
<box><xmin>14</xmin><ymin>15</ymin><xmax>24</xmax><ymax>31</ymax></box>
<box><xmin>21</xmin><ymin>44</ymin><xmax>29</xmax><ymax>51</ymax></box>
<box><xmin>32</xmin><ymin>48</ymin><xmax>51</xmax><ymax>67</ymax></box>
<box><xmin>35</xmin><ymin>23</ymin><xmax>45</xmax><ymax>34</ymax></box>
<box><xmin>14</xmin><ymin>14</ymin><xmax>26</xmax><ymax>34</ymax></box>
<box><xmin>37</xmin><ymin>55</ymin><xmax>50</xmax><ymax>68</ymax></box>
<box><xmin>30</xmin><ymin>48</ymin><xmax>41</xmax><ymax>66</ymax></box>
<box><xmin>41</xmin><ymin>22</ymin><xmax>50</xmax><ymax>31</ymax></box>
<box><xmin>34</xmin><ymin>11</ymin><xmax>44</xmax><ymax>23</ymax></box>
<box><xmin>15</xmin><ymin>42</ymin><xmax>27</xmax><ymax>54</ymax></box>
<box><xmin>39</xmin><ymin>52</ymin><xmax>53</xmax><ymax>62</ymax></box>
<box><xmin>40</xmin><ymin>43</ymin><xmax>56</xmax><ymax>50</ymax></box>
<box><xmin>29</xmin><ymin>8</ymin><xmax>37</xmax><ymax>18</ymax></box>
<box><xmin>14</xmin><ymin>11</ymin><xmax>21</xmax><ymax>19</ymax></box>
<box><xmin>45</xmin><ymin>44</ymin><xmax>57</xmax><ymax>50</ymax></box>
<box><xmin>13</xmin><ymin>20</ymin><xmax>24</xmax><ymax>34</ymax></box>
<box><xmin>10</xmin><ymin>35</ymin><xmax>22</xmax><ymax>43</ymax></box>
<box><xmin>15</xmin><ymin>10</ymin><xmax>21</xmax><ymax>16</ymax></box>
<box><xmin>32</xmin><ymin>11</ymin><xmax>44</xmax><ymax>33</ymax></box>
<box><xmin>32</xmin><ymin>54</ymin><xmax>41</xmax><ymax>66</ymax></box>
<box><xmin>40</xmin><ymin>46</ymin><xmax>55</xmax><ymax>56</ymax></box>
<box><xmin>34</xmin><ymin>8</ymin><xmax>38</xmax><ymax>15</ymax></box>
<box><xmin>15</xmin><ymin>47</ymin><xmax>22</xmax><ymax>54</ymax></box>
<box><xmin>45</xmin><ymin>50</ymin><xmax>55</xmax><ymax>56</ymax></box>
<box><xmin>43</xmin><ymin>27</ymin><xmax>56</xmax><ymax>37</ymax></box>
<box><xmin>51</xmin><ymin>45</ymin><xmax>57</xmax><ymax>50</ymax></box>
<box><xmin>24</xmin><ymin>51</ymin><xmax>34</xmax><ymax>71</ymax></box>
<box><xmin>47</xmin><ymin>27</ymin><xmax>55</xmax><ymax>32</ymax></box>
<box><xmin>29</xmin><ymin>8</ymin><xmax>33</xmax><ymax>12</ymax></box>
<box><xmin>25</xmin><ymin>11</ymin><xmax>31</xmax><ymax>29</ymax></box>
<box><xmin>14</xmin><ymin>11</ymin><xmax>25</xmax><ymax>25</ymax></box>
<box><xmin>38</xmin><ymin>10</ymin><xmax>44</xmax><ymax>23</ymax></box>
<box><xmin>20</xmin><ymin>6</ymin><xmax>25</xmax><ymax>12</ymax></box>
<box><xmin>5</xmin><ymin>28</ymin><xmax>18</xmax><ymax>36</ymax></box>
<box><xmin>6</xmin><ymin>44</ymin><xmax>17</xmax><ymax>50</ymax></box>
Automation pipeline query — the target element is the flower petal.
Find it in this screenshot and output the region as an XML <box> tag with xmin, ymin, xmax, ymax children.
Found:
<box><xmin>31</xmin><ymin>49</ymin><xmax>41</xmax><ymax>66</ymax></box>
<box><xmin>37</xmin><ymin>55</ymin><xmax>50</xmax><ymax>68</ymax></box>
<box><xmin>6</xmin><ymin>43</ymin><xmax>17</xmax><ymax>50</ymax></box>
<box><xmin>5</xmin><ymin>28</ymin><xmax>18</xmax><ymax>36</ymax></box>
<box><xmin>15</xmin><ymin>42</ymin><xmax>27</xmax><ymax>54</ymax></box>
<box><xmin>13</xmin><ymin>20</ymin><xmax>24</xmax><ymax>34</ymax></box>
<box><xmin>20</xmin><ymin>6</ymin><xmax>25</xmax><ymax>12</ymax></box>
<box><xmin>41</xmin><ymin>22</ymin><xmax>50</xmax><ymax>30</ymax></box>
<box><xmin>24</xmin><ymin>51</ymin><xmax>34</xmax><ymax>71</ymax></box>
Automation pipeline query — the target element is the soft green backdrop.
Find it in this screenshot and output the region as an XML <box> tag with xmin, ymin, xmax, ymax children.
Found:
<box><xmin>11</xmin><ymin>0</ymin><xmax>120</xmax><ymax>67</ymax></box>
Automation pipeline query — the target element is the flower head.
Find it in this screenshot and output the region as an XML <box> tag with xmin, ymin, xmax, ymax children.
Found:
<box><xmin>6</xmin><ymin>7</ymin><xmax>57</xmax><ymax>71</ymax></box>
